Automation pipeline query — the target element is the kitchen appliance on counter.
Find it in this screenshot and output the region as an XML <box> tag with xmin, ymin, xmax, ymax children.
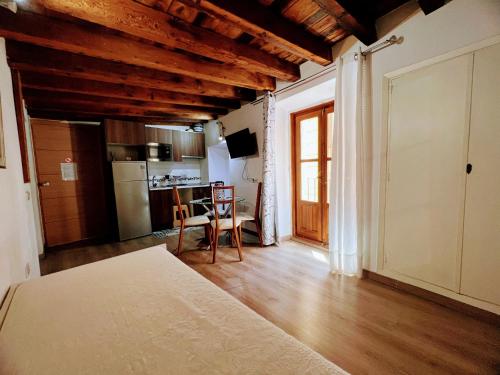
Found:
<box><xmin>149</xmin><ymin>176</ymin><xmax>203</xmax><ymax>189</ymax></box>
<box><xmin>112</xmin><ymin>161</ymin><xmax>152</xmax><ymax>240</ymax></box>
<box><xmin>146</xmin><ymin>143</ymin><xmax>173</xmax><ymax>161</ymax></box>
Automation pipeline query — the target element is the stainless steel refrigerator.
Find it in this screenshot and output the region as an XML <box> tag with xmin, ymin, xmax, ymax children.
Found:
<box><xmin>112</xmin><ymin>161</ymin><xmax>152</xmax><ymax>241</ymax></box>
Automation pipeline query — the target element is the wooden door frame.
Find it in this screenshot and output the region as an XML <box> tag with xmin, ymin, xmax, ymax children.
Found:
<box><xmin>290</xmin><ymin>101</ymin><xmax>334</xmax><ymax>246</ymax></box>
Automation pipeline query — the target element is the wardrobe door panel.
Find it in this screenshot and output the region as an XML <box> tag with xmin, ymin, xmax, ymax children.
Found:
<box><xmin>461</xmin><ymin>43</ymin><xmax>500</xmax><ymax>305</ymax></box>
<box><xmin>384</xmin><ymin>54</ymin><xmax>472</xmax><ymax>291</ymax></box>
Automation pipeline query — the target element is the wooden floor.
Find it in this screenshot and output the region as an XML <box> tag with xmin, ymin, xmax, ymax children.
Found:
<box><xmin>40</xmin><ymin>230</ymin><xmax>500</xmax><ymax>374</ymax></box>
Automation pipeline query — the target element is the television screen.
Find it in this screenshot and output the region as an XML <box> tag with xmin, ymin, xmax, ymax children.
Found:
<box><xmin>225</xmin><ymin>128</ymin><xmax>258</xmax><ymax>159</ymax></box>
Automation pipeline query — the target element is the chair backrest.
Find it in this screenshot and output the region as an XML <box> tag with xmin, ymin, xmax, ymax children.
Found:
<box><xmin>210</xmin><ymin>181</ymin><xmax>225</xmax><ymax>200</ymax></box>
<box><xmin>254</xmin><ymin>182</ymin><xmax>262</xmax><ymax>221</ymax></box>
<box><xmin>212</xmin><ymin>185</ymin><xmax>236</xmax><ymax>230</ymax></box>
<box><xmin>172</xmin><ymin>187</ymin><xmax>185</xmax><ymax>226</ymax></box>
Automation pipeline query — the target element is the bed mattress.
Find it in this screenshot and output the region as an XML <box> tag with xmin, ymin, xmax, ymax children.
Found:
<box><xmin>0</xmin><ymin>246</ymin><xmax>346</xmax><ymax>374</ymax></box>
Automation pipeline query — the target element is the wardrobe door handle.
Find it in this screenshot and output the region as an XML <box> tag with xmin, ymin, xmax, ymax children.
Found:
<box><xmin>466</xmin><ymin>163</ymin><xmax>472</xmax><ymax>174</ymax></box>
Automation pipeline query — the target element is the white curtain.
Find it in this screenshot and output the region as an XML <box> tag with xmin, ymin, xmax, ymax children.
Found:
<box><xmin>261</xmin><ymin>91</ymin><xmax>277</xmax><ymax>245</ymax></box>
<box><xmin>329</xmin><ymin>50</ymin><xmax>369</xmax><ymax>276</ymax></box>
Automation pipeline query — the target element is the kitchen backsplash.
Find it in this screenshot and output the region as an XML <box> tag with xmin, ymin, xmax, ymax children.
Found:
<box><xmin>147</xmin><ymin>160</ymin><xmax>203</xmax><ymax>180</ymax></box>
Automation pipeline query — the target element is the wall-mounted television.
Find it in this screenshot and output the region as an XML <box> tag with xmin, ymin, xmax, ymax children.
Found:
<box><xmin>225</xmin><ymin>128</ymin><xmax>258</xmax><ymax>159</ymax></box>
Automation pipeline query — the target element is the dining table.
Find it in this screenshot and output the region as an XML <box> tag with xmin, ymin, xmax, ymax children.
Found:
<box><xmin>189</xmin><ymin>196</ymin><xmax>245</xmax><ymax>218</ymax></box>
<box><xmin>189</xmin><ymin>196</ymin><xmax>245</xmax><ymax>247</ymax></box>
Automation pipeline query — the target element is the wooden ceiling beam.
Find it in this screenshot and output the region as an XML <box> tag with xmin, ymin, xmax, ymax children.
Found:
<box><xmin>174</xmin><ymin>0</ymin><xmax>332</xmax><ymax>65</ymax></box>
<box><xmin>28</xmin><ymin>110</ymin><xmax>201</xmax><ymax>125</ymax></box>
<box><xmin>25</xmin><ymin>0</ymin><xmax>300</xmax><ymax>81</ymax></box>
<box><xmin>312</xmin><ymin>0</ymin><xmax>378</xmax><ymax>46</ymax></box>
<box><xmin>417</xmin><ymin>0</ymin><xmax>445</xmax><ymax>15</ymax></box>
<box><xmin>0</xmin><ymin>7</ymin><xmax>275</xmax><ymax>90</ymax></box>
<box><xmin>26</xmin><ymin>102</ymin><xmax>217</xmax><ymax>121</ymax></box>
<box><xmin>7</xmin><ymin>42</ymin><xmax>255</xmax><ymax>101</ymax></box>
<box><xmin>23</xmin><ymin>89</ymin><xmax>225</xmax><ymax>119</ymax></box>
<box><xmin>20</xmin><ymin>72</ymin><xmax>240</xmax><ymax>109</ymax></box>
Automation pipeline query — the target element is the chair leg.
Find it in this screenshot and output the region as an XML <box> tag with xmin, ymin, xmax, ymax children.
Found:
<box><xmin>231</xmin><ymin>231</ymin><xmax>236</xmax><ymax>247</ymax></box>
<box><xmin>233</xmin><ymin>227</ymin><xmax>243</xmax><ymax>261</ymax></box>
<box><xmin>206</xmin><ymin>224</ymin><xmax>213</xmax><ymax>252</ymax></box>
<box><xmin>177</xmin><ymin>224</ymin><xmax>185</xmax><ymax>256</ymax></box>
<box><xmin>212</xmin><ymin>229</ymin><xmax>219</xmax><ymax>264</ymax></box>
<box><xmin>255</xmin><ymin>219</ymin><xmax>263</xmax><ymax>247</ymax></box>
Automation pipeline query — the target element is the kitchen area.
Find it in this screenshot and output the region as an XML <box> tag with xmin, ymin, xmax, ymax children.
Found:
<box><xmin>105</xmin><ymin>120</ymin><xmax>215</xmax><ymax>241</ymax></box>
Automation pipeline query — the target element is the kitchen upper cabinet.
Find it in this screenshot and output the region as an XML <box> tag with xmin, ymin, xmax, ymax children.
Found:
<box><xmin>145</xmin><ymin>127</ymin><xmax>172</xmax><ymax>144</ymax></box>
<box><xmin>172</xmin><ymin>131</ymin><xmax>205</xmax><ymax>160</ymax></box>
<box><xmin>182</xmin><ymin>132</ymin><xmax>205</xmax><ymax>158</ymax></box>
<box><xmin>172</xmin><ymin>131</ymin><xmax>183</xmax><ymax>161</ymax></box>
<box><xmin>104</xmin><ymin>120</ymin><xmax>145</xmax><ymax>145</ymax></box>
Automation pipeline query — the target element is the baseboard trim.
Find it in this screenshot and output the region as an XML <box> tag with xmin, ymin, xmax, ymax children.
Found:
<box><xmin>363</xmin><ymin>270</ymin><xmax>500</xmax><ymax>326</ymax></box>
<box><xmin>278</xmin><ymin>234</ymin><xmax>292</xmax><ymax>243</ymax></box>
<box><xmin>291</xmin><ymin>236</ymin><xmax>328</xmax><ymax>251</ymax></box>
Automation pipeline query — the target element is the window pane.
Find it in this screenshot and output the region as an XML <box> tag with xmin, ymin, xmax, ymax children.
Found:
<box><xmin>327</xmin><ymin>112</ymin><xmax>334</xmax><ymax>158</ymax></box>
<box><xmin>301</xmin><ymin>161</ymin><xmax>318</xmax><ymax>202</ymax></box>
<box><xmin>300</xmin><ymin>117</ymin><xmax>318</xmax><ymax>160</ymax></box>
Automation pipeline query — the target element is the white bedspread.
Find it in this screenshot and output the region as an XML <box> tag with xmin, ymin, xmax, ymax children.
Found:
<box><xmin>0</xmin><ymin>246</ymin><xmax>346</xmax><ymax>374</ymax></box>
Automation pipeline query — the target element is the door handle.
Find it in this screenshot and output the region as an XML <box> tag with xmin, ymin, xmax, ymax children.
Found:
<box><xmin>466</xmin><ymin>163</ymin><xmax>472</xmax><ymax>174</ymax></box>
<box><xmin>38</xmin><ymin>181</ymin><xmax>50</xmax><ymax>187</ymax></box>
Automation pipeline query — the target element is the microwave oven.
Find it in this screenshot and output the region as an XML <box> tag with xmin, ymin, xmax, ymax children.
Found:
<box><xmin>146</xmin><ymin>143</ymin><xmax>173</xmax><ymax>162</ymax></box>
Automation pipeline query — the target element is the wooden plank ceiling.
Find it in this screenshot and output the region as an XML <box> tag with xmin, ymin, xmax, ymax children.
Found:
<box><xmin>0</xmin><ymin>0</ymin><xmax>445</xmax><ymax>124</ymax></box>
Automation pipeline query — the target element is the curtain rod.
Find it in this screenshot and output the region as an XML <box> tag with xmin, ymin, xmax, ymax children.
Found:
<box><xmin>250</xmin><ymin>34</ymin><xmax>403</xmax><ymax>105</ymax></box>
<box><xmin>251</xmin><ymin>63</ymin><xmax>336</xmax><ymax>105</ymax></box>
<box><xmin>360</xmin><ymin>35</ymin><xmax>404</xmax><ymax>56</ymax></box>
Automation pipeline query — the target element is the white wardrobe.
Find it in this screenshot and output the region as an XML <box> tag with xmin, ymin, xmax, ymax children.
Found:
<box><xmin>382</xmin><ymin>41</ymin><xmax>500</xmax><ymax>309</ymax></box>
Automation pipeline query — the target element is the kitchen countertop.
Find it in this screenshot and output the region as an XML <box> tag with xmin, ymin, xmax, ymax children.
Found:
<box><xmin>149</xmin><ymin>183</ymin><xmax>210</xmax><ymax>191</ymax></box>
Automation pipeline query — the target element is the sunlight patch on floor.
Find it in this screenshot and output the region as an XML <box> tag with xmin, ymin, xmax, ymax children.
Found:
<box><xmin>311</xmin><ymin>250</ymin><xmax>328</xmax><ymax>264</ymax></box>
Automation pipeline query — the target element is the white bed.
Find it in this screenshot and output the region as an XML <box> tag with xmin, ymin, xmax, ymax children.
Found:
<box><xmin>0</xmin><ymin>246</ymin><xmax>346</xmax><ymax>374</ymax></box>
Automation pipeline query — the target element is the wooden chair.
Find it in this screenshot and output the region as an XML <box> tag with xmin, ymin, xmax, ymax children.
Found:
<box><xmin>211</xmin><ymin>185</ymin><xmax>242</xmax><ymax>263</ymax></box>
<box><xmin>237</xmin><ymin>182</ymin><xmax>263</xmax><ymax>247</ymax></box>
<box><xmin>172</xmin><ymin>187</ymin><xmax>211</xmax><ymax>256</ymax></box>
<box><xmin>172</xmin><ymin>204</ymin><xmax>189</xmax><ymax>228</ymax></box>
<box><xmin>204</xmin><ymin>181</ymin><xmax>225</xmax><ymax>217</ymax></box>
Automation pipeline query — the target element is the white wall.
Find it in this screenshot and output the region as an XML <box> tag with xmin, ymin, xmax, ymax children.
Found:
<box><xmin>353</xmin><ymin>0</ymin><xmax>500</xmax><ymax>271</ymax></box>
<box><xmin>218</xmin><ymin>103</ymin><xmax>263</xmax><ymax>213</ymax></box>
<box><xmin>0</xmin><ymin>38</ymin><xmax>40</xmax><ymax>300</ymax></box>
<box><xmin>207</xmin><ymin>143</ymin><xmax>230</xmax><ymax>185</ymax></box>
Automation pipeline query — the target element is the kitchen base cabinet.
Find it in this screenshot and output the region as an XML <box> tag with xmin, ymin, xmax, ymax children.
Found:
<box><xmin>191</xmin><ymin>186</ymin><xmax>212</xmax><ymax>216</ymax></box>
<box><xmin>149</xmin><ymin>190</ymin><xmax>174</xmax><ymax>231</ymax></box>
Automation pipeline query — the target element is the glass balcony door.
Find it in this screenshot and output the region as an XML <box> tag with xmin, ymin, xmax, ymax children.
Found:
<box><xmin>292</xmin><ymin>102</ymin><xmax>334</xmax><ymax>244</ymax></box>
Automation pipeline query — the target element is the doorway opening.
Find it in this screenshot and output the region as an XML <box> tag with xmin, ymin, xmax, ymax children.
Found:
<box><xmin>291</xmin><ymin>102</ymin><xmax>333</xmax><ymax>246</ymax></box>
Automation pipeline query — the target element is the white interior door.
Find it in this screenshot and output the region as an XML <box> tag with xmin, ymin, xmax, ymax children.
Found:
<box><xmin>384</xmin><ymin>54</ymin><xmax>472</xmax><ymax>291</ymax></box>
<box><xmin>460</xmin><ymin>43</ymin><xmax>500</xmax><ymax>305</ymax></box>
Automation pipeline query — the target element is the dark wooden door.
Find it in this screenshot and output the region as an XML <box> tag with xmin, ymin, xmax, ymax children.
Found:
<box><xmin>31</xmin><ymin>119</ymin><xmax>108</xmax><ymax>247</ymax></box>
<box><xmin>292</xmin><ymin>102</ymin><xmax>333</xmax><ymax>244</ymax></box>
